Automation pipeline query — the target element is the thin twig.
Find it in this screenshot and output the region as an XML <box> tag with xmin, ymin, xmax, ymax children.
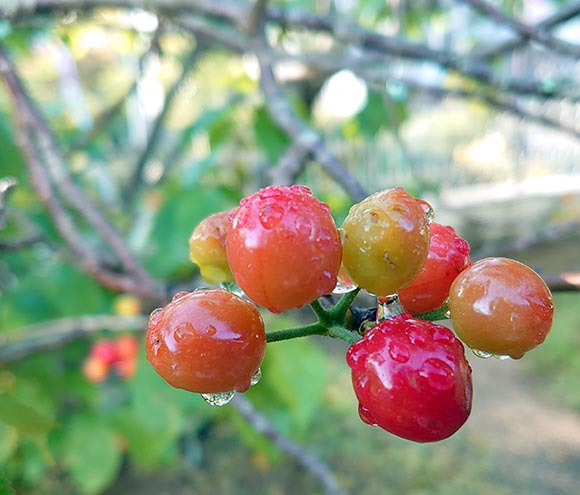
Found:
<box><xmin>0</xmin><ymin>314</ymin><xmax>148</xmax><ymax>366</ymax></box>
<box><xmin>473</xmin><ymin>2</ymin><xmax>580</xmax><ymax>60</ymax></box>
<box><xmin>269</xmin><ymin>142</ymin><xmax>311</xmax><ymax>186</ymax></box>
<box><xmin>252</xmin><ymin>38</ymin><xmax>368</xmax><ymax>201</ymax></box>
<box><xmin>125</xmin><ymin>46</ymin><xmax>199</xmax><ymax>205</ymax></box>
<box><xmin>232</xmin><ymin>394</ymin><xmax>348</xmax><ymax>495</ymax></box>
<box><xmin>0</xmin><ymin>43</ymin><xmax>165</xmax><ymax>301</ymax></box>
<box><xmin>458</xmin><ymin>0</ymin><xmax>580</xmax><ymax>58</ymax></box>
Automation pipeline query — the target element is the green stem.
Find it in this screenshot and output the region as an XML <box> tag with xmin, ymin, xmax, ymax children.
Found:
<box><xmin>328</xmin><ymin>288</ymin><xmax>361</xmax><ymax>319</ymax></box>
<box><xmin>266</xmin><ymin>322</ymin><xmax>325</xmax><ymax>343</ymax></box>
<box><xmin>414</xmin><ymin>304</ymin><xmax>450</xmax><ymax>321</ymax></box>
<box><xmin>327</xmin><ymin>325</ymin><xmax>361</xmax><ymax>345</ymax></box>
<box><xmin>309</xmin><ymin>299</ymin><xmax>331</xmax><ymax>324</ymax></box>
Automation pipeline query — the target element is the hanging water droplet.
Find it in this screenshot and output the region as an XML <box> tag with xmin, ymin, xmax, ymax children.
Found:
<box><xmin>493</xmin><ymin>354</ymin><xmax>511</xmax><ymax>361</ymax></box>
<box><xmin>471</xmin><ymin>348</ymin><xmax>493</xmax><ymax>359</ymax></box>
<box><xmin>149</xmin><ymin>307</ymin><xmax>163</xmax><ymax>326</ymax></box>
<box><xmin>259</xmin><ymin>203</ymin><xmax>284</xmax><ymax>229</ymax></box>
<box><xmin>205</xmin><ymin>324</ymin><xmax>217</xmax><ymax>336</ymax></box>
<box><xmin>201</xmin><ymin>391</ymin><xmax>235</xmax><ymax>406</ymax></box>
<box><xmin>250</xmin><ymin>368</ymin><xmax>262</xmax><ymax>386</ymax></box>
<box><xmin>220</xmin><ymin>281</ymin><xmax>245</xmax><ymax>297</ymax></box>
<box><xmin>333</xmin><ymin>265</ymin><xmax>358</xmax><ymax>294</ymax></box>
<box><xmin>376</xmin><ymin>294</ymin><xmax>405</xmax><ymax>322</ymax></box>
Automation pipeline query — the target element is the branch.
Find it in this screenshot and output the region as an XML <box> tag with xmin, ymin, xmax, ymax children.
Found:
<box><xmin>473</xmin><ymin>2</ymin><xmax>580</xmax><ymax>60</ymax></box>
<box><xmin>231</xmin><ymin>395</ymin><xmax>348</xmax><ymax>495</ymax></box>
<box><xmin>0</xmin><ymin>314</ymin><xmax>148</xmax><ymax>366</ymax></box>
<box><xmin>252</xmin><ymin>38</ymin><xmax>367</xmax><ymax>201</ymax></box>
<box><xmin>125</xmin><ymin>46</ymin><xmax>199</xmax><ymax>205</ymax></box>
<box><xmin>268</xmin><ymin>142</ymin><xmax>311</xmax><ymax>186</ymax></box>
<box><xmin>0</xmin><ymin>43</ymin><xmax>165</xmax><ymax>301</ymax></box>
<box><xmin>459</xmin><ymin>0</ymin><xmax>580</xmax><ymax>58</ymax></box>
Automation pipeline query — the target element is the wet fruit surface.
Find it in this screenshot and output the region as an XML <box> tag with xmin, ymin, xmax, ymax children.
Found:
<box><xmin>399</xmin><ymin>223</ymin><xmax>471</xmax><ymax>314</ymax></box>
<box><xmin>146</xmin><ymin>289</ymin><xmax>266</xmax><ymax>394</ymax></box>
<box><xmin>347</xmin><ymin>315</ymin><xmax>472</xmax><ymax>442</ymax></box>
<box><xmin>341</xmin><ymin>187</ymin><xmax>430</xmax><ymax>297</ymax></box>
<box><xmin>448</xmin><ymin>257</ymin><xmax>554</xmax><ymax>359</ymax></box>
<box><xmin>189</xmin><ymin>210</ymin><xmax>234</xmax><ymax>284</ymax></box>
<box><xmin>226</xmin><ymin>185</ymin><xmax>341</xmax><ymax>312</ymax></box>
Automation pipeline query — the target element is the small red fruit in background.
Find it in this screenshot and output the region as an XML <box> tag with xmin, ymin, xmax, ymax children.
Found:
<box><xmin>146</xmin><ymin>289</ymin><xmax>266</xmax><ymax>394</ymax></box>
<box><xmin>226</xmin><ymin>185</ymin><xmax>341</xmax><ymax>312</ymax></box>
<box><xmin>448</xmin><ymin>257</ymin><xmax>554</xmax><ymax>359</ymax></box>
<box><xmin>347</xmin><ymin>315</ymin><xmax>472</xmax><ymax>442</ymax></box>
<box><xmin>399</xmin><ymin>223</ymin><xmax>471</xmax><ymax>314</ymax></box>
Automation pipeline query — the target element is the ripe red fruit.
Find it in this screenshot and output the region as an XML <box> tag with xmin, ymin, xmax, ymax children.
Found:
<box><xmin>448</xmin><ymin>257</ymin><xmax>554</xmax><ymax>359</ymax></box>
<box><xmin>226</xmin><ymin>185</ymin><xmax>341</xmax><ymax>313</ymax></box>
<box><xmin>399</xmin><ymin>223</ymin><xmax>471</xmax><ymax>314</ymax></box>
<box><xmin>341</xmin><ymin>187</ymin><xmax>430</xmax><ymax>297</ymax></box>
<box><xmin>146</xmin><ymin>289</ymin><xmax>266</xmax><ymax>394</ymax></box>
<box><xmin>90</xmin><ymin>341</ymin><xmax>119</xmax><ymax>366</ymax></box>
<box><xmin>189</xmin><ymin>210</ymin><xmax>234</xmax><ymax>284</ymax></box>
<box><xmin>347</xmin><ymin>315</ymin><xmax>472</xmax><ymax>442</ymax></box>
<box><xmin>82</xmin><ymin>356</ymin><xmax>109</xmax><ymax>383</ymax></box>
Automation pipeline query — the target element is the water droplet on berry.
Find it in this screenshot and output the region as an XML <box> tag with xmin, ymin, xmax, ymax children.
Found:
<box><xmin>205</xmin><ymin>324</ymin><xmax>217</xmax><ymax>336</ymax></box>
<box><xmin>201</xmin><ymin>391</ymin><xmax>235</xmax><ymax>406</ymax></box>
<box><xmin>420</xmin><ymin>358</ymin><xmax>454</xmax><ymax>390</ymax></box>
<box><xmin>172</xmin><ymin>291</ymin><xmax>189</xmax><ymax>301</ymax></box>
<box><xmin>387</xmin><ymin>340</ymin><xmax>410</xmax><ymax>363</ymax></box>
<box><xmin>494</xmin><ymin>354</ymin><xmax>511</xmax><ymax>361</ymax></box>
<box><xmin>250</xmin><ymin>368</ymin><xmax>262</xmax><ymax>386</ymax></box>
<box><xmin>149</xmin><ymin>308</ymin><xmax>163</xmax><ymax>326</ymax></box>
<box><xmin>333</xmin><ymin>278</ymin><xmax>358</xmax><ymax>294</ymax></box>
<box><xmin>316</xmin><ymin>229</ymin><xmax>335</xmax><ymax>252</ymax></box>
<box><xmin>471</xmin><ymin>348</ymin><xmax>493</xmax><ymax>359</ymax></box>
<box><xmin>295</xmin><ymin>215</ymin><xmax>313</xmax><ymax>237</ymax></box>
<box><xmin>174</xmin><ymin>322</ymin><xmax>195</xmax><ymax>343</ymax></box>
<box><xmin>339</xmin><ymin>228</ymin><xmax>347</xmax><ymax>244</ymax></box>
<box><xmin>376</xmin><ymin>294</ymin><xmax>405</xmax><ymax>322</ymax></box>
<box><xmin>259</xmin><ymin>203</ymin><xmax>284</xmax><ymax>229</ymax></box>
<box><xmin>417</xmin><ymin>199</ymin><xmax>434</xmax><ymax>224</ymax></box>
<box><xmin>220</xmin><ymin>281</ymin><xmax>245</xmax><ymax>297</ymax></box>
<box><xmin>432</xmin><ymin>327</ymin><xmax>454</xmax><ymax>343</ymax></box>
<box><xmin>152</xmin><ymin>339</ymin><xmax>161</xmax><ymax>355</ymax></box>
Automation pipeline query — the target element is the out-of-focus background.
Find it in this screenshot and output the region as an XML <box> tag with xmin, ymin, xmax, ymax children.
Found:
<box><xmin>0</xmin><ymin>1</ymin><xmax>579</xmax><ymax>494</ymax></box>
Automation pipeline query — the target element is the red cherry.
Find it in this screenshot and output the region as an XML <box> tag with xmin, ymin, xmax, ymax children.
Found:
<box><xmin>347</xmin><ymin>315</ymin><xmax>472</xmax><ymax>442</ymax></box>
<box><xmin>399</xmin><ymin>223</ymin><xmax>471</xmax><ymax>314</ymax></box>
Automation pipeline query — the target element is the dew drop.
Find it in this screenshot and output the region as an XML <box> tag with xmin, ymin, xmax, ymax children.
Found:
<box><xmin>250</xmin><ymin>368</ymin><xmax>262</xmax><ymax>386</ymax></box>
<box><xmin>152</xmin><ymin>339</ymin><xmax>161</xmax><ymax>355</ymax></box>
<box><xmin>387</xmin><ymin>340</ymin><xmax>410</xmax><ymax>363</ymax></box>
<box><xmin>420</xmin><ymin>358</ymin><xmax>454</xmax><ymax>390</ymax></box>
<box><xmin>149</xmin><ymin>307</ymin><xmax>163</xmax><ymax>326</ymax></box>
<box><xmin>295</xmin><ymin>216</ymin><xmax>312</xmax><ymax>237</ymax></box>
<box><xmin>316</xmin><ymin>229</ymin><xmax>335</xmax><ymax>252</ymax></box>
<box><xmin>333</xmin><ymin>278</ymin><xmax>358</xmax><ymax>294</ymax></box>
<box><xmin>172</xmin><ymin>291</ymin><xmax>189</xmax><ymax>301</ymax></box>
<box><xmin>494</xmin><ymin>354</ymin><xmax>511</xmax><ymax>361</ymax></box>
<box><xmin>417</xmin><ymin>199</ymin><xmax>435</xmax><ymax>224</ymax></box>
<box><xmin>259</xmin><ymin>203</ymin><xmax>284</xmax><ymax>229</ymax></box>
<box><xmin>174</xmin><ymin>322</ymin><xmax>195</xmax><ymax>342</ymax></box>
<box><xmin>201</xmin><ymin>391</ymin><xmax>235</xmax><ymax>406</ymax></box>
<box><xmin>205</xmin><ymin>324</ymin><xmax>217</xmax><ymax>336</ymax></box>
<box><xmin>471</xmin><ymin>348</ymin><xmax>493</xmax><ymax>359</ymax></box>
<box><xmin>339</xmin><ymin>228</ymin><xmax>348</xmax><ymax>244</ymax></box>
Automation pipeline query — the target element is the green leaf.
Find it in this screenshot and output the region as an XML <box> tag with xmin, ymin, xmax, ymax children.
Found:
<box><xmin>253</xmin><ymin>106</ymin><xmax>290</xmax><ymax>162</ymax></box>
<box><xmin>354</xmin><ymin>91</ymin><xmax>408</xmax><ymax>137</ymax></box>
<box><xmin>61</xmin><ymin>415</ymin><xmax>122</xmax><ymax>495</ymax></box>
<box><xmin>0</xmin><ymin>394</ymin><xmax>54</xmax><ymax>437</ymax></box>
<box><xmin>249</xmin><ymin>333</ymin><xmax>327</xmax><ymax>434</ymax></box>
<box><xmin>146</xmin><ymin>186</ymin><xmax>236</xmax><ymax>277</ymax></box>
<box><xmin>0</xmin><ymin>472</ymin><xmax>15</xmax><ymax>495</ymax></box>
<box><xmin>0</xmin><ymin>422</ymin><xmax>19</xmax><ymax>465</ymax></box>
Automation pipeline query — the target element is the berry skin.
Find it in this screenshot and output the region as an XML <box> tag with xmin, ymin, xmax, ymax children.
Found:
<box><xmin>189</xmin><ymin>210</ymin><xmax>234</xmax><ymax>285</ymax></box>
<box><xmin>341</xmin><ymin>187</ymin><xmax>430</xmax><ymax>297</ymax></box>
<box><xmin>146</xmin><ymin>289</ymin><xmax>266</xmax><ymax>394</ymax></box>
<box><xmin>448</xmin><ymin>257</ymin><xmax>554</xmax><ymax>359</ymax></box>
<box><xmin>347</xmin><ymin>315</ymin><xmax>472</xmax><ymax>443</ymax></box>
<box><xmin>226</xmin><ymin>185</ymin><xmax>341</xmax><ymax>313</ymax></box>
<box><xmin>399</xmin><ymin>223</ymin><xmax>471</xmax><ymax>314</ymax></box>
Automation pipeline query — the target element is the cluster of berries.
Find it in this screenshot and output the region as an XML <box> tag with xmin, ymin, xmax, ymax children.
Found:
<box><xmin>145</xmin><ymin>185</ymin><xmax>554</xmax><ymax>442</ymax></box>
<box><xmin>82</xmin><ymin>335</ymin><xmax>140</xmax><ymax>383</ymax></box>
